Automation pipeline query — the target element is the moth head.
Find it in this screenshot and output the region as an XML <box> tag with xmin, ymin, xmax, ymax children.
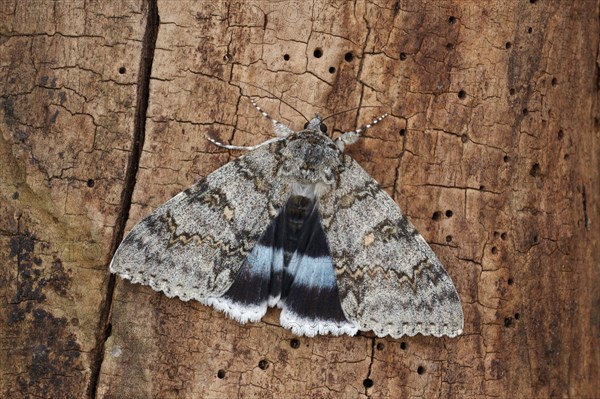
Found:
<box><xmin>303</xmin><ymin>114</ymin><xmax>328</xmax><ymax>134</ymax></box>
<box><xmin>278</xmin><ymin>133</ymin><xmax>342</xmax><ymax>190</ymax></box>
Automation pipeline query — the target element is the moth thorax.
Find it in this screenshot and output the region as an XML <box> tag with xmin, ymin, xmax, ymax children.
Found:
<box><xmin>292</xmin><ymin>181</ymin><xmax>330</xmax><ymax>198</ymax></box>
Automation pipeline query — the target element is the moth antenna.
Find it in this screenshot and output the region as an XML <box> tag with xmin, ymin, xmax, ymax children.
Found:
<box><xmin>207</xmin><ymin>136</ymin><xmax>286</xmax><ymax>151</ymax></box>
<box><xmin>273</xmin><ymin>97</ymin><xmax>309</xmax><ymax>123</ymax></box>
<box><xmin>250</xmin><ymin>99</ymin><xmax>294</xmax><ymax>138</ymax></box>
<box><xmin>321</xmin><ymin>106</ymin><xmax>385</xmax><ymax>138</ymax></box>
<box><xmin>334</xmin><ymin>113</ymin><xmax>388</xmax><ymax>151</ymax></box>
<box><xmin>236</xmin><ymin>81</ymin><xmax>310</xmax><ymax>122</ymax></box>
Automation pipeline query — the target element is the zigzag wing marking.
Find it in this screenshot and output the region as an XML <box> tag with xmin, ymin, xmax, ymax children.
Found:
<box><xmin>320</xmin><ymin>157</ymin><xmax>464</xmax><ymax>338</ymax></box>
<box><xmin>110</xmin><ymin>142</ymin><xmax>290</xmax><ymax>321</ymax></box>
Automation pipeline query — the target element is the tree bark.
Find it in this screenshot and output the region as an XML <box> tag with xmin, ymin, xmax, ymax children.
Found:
<box><xmin>1</xmin><ymin>1</ymin><xmax>598</xmax><ymax>398</ymax></box>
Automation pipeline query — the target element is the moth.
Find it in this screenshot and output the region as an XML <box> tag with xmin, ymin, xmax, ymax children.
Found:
<box><xmin>110</xmin><ymin>100</ymin><xmax>464</xmax><ymax>338</ymax></box>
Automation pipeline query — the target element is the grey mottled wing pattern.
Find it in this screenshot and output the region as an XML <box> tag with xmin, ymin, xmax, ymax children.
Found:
<box><xmin>109</xmin><ymin>143</ymin><xmax>290</xmax><ymax>303</ymax></box>
<box><xmin>320</xmin><ymin>156</ymin><xmax>463</xmax><ymax>338</ymax></box>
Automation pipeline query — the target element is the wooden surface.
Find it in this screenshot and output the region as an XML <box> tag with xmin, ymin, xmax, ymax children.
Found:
<box><xmin>1</xmin><ymin>1</ymin><xmax>598</xmax><ymax>398</ymax></box>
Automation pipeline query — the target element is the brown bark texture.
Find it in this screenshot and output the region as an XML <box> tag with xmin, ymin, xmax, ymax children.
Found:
<box><xmin>1</xmin><ymin>1</ymin><xmax>598</xmax><ymax>398</ymax></box>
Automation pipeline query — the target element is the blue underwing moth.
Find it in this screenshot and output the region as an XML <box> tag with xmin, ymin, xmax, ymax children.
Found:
<box><xmin>110</xmin><ymin>100</ymin><xmax>464</xmax><ymax>338</ymax></box>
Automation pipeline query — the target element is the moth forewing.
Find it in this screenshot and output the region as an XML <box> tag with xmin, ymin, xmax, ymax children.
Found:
<box><xmin>110</xmin><ymin>104</ymin><xmax>463</xmax><ymax>338</ymax></box>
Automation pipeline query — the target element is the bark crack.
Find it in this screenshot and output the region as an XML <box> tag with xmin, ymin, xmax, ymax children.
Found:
<box><xmin>88</xmin><ymin>1</ymin><xmax>160</xmax><ymax>397</ymax></box>
<box><xmin>363</xmin><ymin>337</ymin><xmax>376</xmax><ymax>398</ymax></box>
<box><xmin>581</xmin><ymin>184</ymin><xmax>589</xmax><ymax>230</ymax></box>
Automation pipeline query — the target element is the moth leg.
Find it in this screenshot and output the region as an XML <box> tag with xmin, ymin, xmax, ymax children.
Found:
<box><xmin>335</xmin><ymin>113</ymin><xmax>388</xmax><ymax>151</ymax></box>
<box><xmin>251</xmin><ymin>99</ymin><xmax>294</xmax><ymax>137</ymax></box>
<box><xmin>208</xmin><ymin>136</ymin><xmax>286</xmax><ymax>151</ymax></box>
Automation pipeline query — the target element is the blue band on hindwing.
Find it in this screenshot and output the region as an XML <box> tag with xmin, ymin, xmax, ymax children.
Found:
<box><xmin>221</xmin><ymin>195</ymin><xmax>349</xmax><ymax>325</ymax></box>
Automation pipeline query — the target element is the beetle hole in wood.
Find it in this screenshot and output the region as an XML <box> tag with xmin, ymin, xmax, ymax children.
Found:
<box><xmin>313</xmin><ymin>48</ymin><xmax>323</xmax><ymax>58</ymax></box>
<box><xmin>217</xmin><ymin>369</ymin><xmax>226</xmax><ymax>379</ymax></box>
<box><xmin>258</xmin><ymin>360</ymin><xmax>269</xmax><ymax>370</ymax></box>
<box><xmin>363</xmin><ymin>378</ymin><xmax>374</xmax><ymax>388</ymax></box>
<box><xmin>432</xmin><ymin>211</ymin><xmax>442</xmax><ymax>221</ymax></box>
<box><xmin>344</xmin><ymin>52</ymin><xmax>354</xmax><ymax>62</ymax></box>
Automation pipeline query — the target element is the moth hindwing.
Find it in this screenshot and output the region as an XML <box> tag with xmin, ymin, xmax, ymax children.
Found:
<box><xmin>110</xmin><ymin>102</ymin><xmax>464</xmax><ymax>338</ymax></box>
